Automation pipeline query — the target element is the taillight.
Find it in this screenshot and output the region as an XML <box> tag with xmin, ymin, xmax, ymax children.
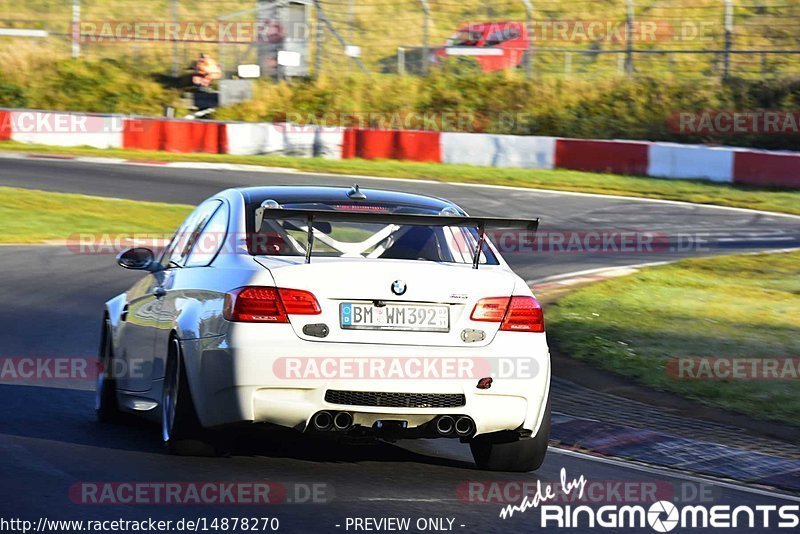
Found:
<box><xmin>501</xmin><ymin>296</ymin><xmax>544</xmax><ymax>332</ymax></box>
<box><xmin>470</xmin><ymin>297</ymin><xmax>511</xmax><ymax>322</ymax></box>
<box><xmin>470</xmin><ymin>296</ymin><xmax>544</xmax><ymax>332</ymax></box>
<box><xmin>224</xmin><ymin>287</ymin><xmax>320</xmax><ymax>323</ymax></box>
<box><xmin>278</xmin><ymin>288</ymin><xmax>321</xmax><ymax>314</ymax></box>
<box><xmin>224</xmin><ymin>287</ymin><xmax>286</xmax><ymax>323</ymax></box>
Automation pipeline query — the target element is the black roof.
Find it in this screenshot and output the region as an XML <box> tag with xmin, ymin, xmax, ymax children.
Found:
<box><xmin>237</xmin><ymin>185</ymin><xmax>459</xmax><ymax>212</ymax></box>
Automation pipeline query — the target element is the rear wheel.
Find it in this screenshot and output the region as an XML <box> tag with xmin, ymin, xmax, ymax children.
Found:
<box><xmin>162</xmin><ymin>337</ymin><xmax>217</xmax><ymax>456</ymax></box>
<box><xmin>96</xmin><ymin>319</ymin><xmax>122</xmax><ymax>423</ymax></box>
<box><xmin>470</xmin><ymin>398</ymin><xmax>550</xmax><ymax>472</ymax></box>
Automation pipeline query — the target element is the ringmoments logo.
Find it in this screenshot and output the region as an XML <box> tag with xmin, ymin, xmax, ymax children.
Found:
<box><xmin>498</xmin><ymin>469</ymin><xmax>800</xmax><ymax>531</ymax></box>
<box><xmin>648</xmin><ymin>501</ymin><xmax>679</xmax><ymax>532</ymax></box>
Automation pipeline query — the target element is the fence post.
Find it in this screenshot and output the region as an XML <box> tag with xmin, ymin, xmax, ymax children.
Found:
<box><xmin>71</xmin><ymin>0</ymin><xmax>80</xmax><ymax>58</ymax></box>
<box><xmin>419</xmin><ymin>0</ymin><xmax>430</xmax><ymax>75</ymax></box>
<box><xmin>625</xmin><ymin>0</ymin><xmax>634</xmax><ymax>74</ymax></box>
<box><xmin>398</xmin><ymin>47</ymin><xmax>406</xmax><ymax>75</ymax></box>
<box><xmin>216</xmin><ymin>16</ymin><xmax>223</xmax><ymax>76</ymax></box>
<box><xmin>314</xmin><ymin>0</ymin><xmax>324</xmax><ymax>76</ymax></box>
<box><xmin>348</xmin><ymin>0</ymin><xmax>355</xmax><ymax>73</ymax></box>
<box><xmin>349</xmin><ymin>0</ymin><xmax>356</xmax><ymax>42</ymax></box>
<box><xmin>171</xmin><ymin>0</ymin><xmax>179</xmax><ymax>78</ymax></box>
<box><xmin>314</xmin><ymin>0</ymin><xmax>369</xmax><ymax>74</ymax></box>
<box><xmin>723</xmin><ymin>0</ymin><xmax>733</xmax><ymax>80</ymax></box>
<box><xmin>521</xmin><ymin>0</ymin><xmax>533</xmax><ymax>79</ymax></box>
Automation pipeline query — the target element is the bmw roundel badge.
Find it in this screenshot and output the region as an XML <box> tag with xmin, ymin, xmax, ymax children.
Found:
<box><xmin>391</xmin><ymin>280</ymin><xmax>407</xmax><ymax>295</ymax></box>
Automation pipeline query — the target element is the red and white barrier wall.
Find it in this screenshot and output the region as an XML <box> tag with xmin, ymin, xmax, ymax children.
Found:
<box><xmin>123</xmin><ymin>118</ymin><xmax>226</xmax><ymax>153</ymax></box>
<box><xmin>733</xmin><ymin>150</ymin><xmax>800</xmax><ymax>189</ymax></box>
<box><xmin>647</xmin><ymin>143</ymin><xmax>735</xmax><ymax>183</ymax></box>
<box><xmin>556</xmin><ymin>139</ymin><xmax>650</xmax><ymax>175</ymax></box>
<box><xmin>1</xmin><ymin>110</ymin><xmax>124</xmax><ymax>149</ymax></box>
<box><xmin>1</xmin><ymin>108</ymin><xmax>798</xmax><ymax>189</ymax></box>
<box><xmin>341</xmin><ymin>129</ymin><xmax>441</xmax><ymax>162</ymax></box>
<box><xmin>225</xmin><ymin>122</ymin><xmax>343</xmax><ymax>158</ymax></box>
<box><xmin>441</xmin><ymin>133</ymin><xmax>556</xmax><ymax>168</ymax></box>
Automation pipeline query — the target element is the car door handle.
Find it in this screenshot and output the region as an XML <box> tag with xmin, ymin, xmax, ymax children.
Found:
<box><xmin>152</xmin><ymin>287</ymin><xmax>166</xmax><ymax>298</ymax></box>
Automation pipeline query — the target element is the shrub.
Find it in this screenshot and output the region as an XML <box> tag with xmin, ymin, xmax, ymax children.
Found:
<box><xmin>0</xmin><ymin>81</ymin><xmax>27</xmax><ymax>108</ymax></box>
<box><xmin>0</xmin><ymin>57</ymin><xmax>178</xmax><ymax>115</ymax></box>
<box><xmin>2</xmin><ymin>54</ymin><xmax>800</xmax><ymax>150</ymax></box>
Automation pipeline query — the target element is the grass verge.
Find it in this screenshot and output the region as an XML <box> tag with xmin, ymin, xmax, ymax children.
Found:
<box><xmin>0</xmin><ymin>186</ymin><xmax>191</xmax><ymax>243</ymax></box>
<box><xmin>2</xmin><ymin>141</ymin><xmax>800</xmax><ymax>216</ymax></box>
<box><xmin>546</xmin><ymin>251</ymin><xmax>800</xmax><ymax>426</ymax></box>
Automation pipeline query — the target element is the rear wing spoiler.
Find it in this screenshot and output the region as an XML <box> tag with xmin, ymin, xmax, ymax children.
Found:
<box><xmin>255</xmin><ymin>206</ymin><xmax>539</xmax><ymax>268</ymax></box>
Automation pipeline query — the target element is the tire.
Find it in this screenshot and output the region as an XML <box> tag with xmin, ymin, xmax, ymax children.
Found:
<box><xmin>470</xmin><ymin>398</ymin><xmax>550</xmax><ymax>472</ymax></box>
<box><xmin>162</xmin><ymin>337</ymin><xmax>218</xmax><ymax>456</ymax></box>
<box><xmin>96</xmin><ymin>319</ymin><xmax>122</xmax><ymax>423</ymax></box>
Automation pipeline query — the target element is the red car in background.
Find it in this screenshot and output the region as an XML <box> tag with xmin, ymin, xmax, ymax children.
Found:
<box><xmin>433</xmin><ymin>21</ymin><xmax>530</xmax><ymax>72</ymax></box>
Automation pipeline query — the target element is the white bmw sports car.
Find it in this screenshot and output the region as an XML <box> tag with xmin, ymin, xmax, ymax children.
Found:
<box><xmin>97</xmin><ymin>185</ymin><xmax>551</xmax><ymax>471</ymax></box>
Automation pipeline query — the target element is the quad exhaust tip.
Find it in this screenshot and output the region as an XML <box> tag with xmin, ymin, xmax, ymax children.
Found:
<box><xmin>435</xmin><ymin>415</ymin><xmax>455</xmax><ymax>436</ymax></box>
<box><xmin>312</xmin><ymin>411</ymin><xmax>353</xmax><ymax>431</ymax></box>
<box><xmin>312</xmin><ymin>411</ymin><xmax>333</xmax><ymax>431</ymax></box>
<box><xmin>333</xmin><ymin>411</ymin><xmax>353</xmax><ymax>430</ymax></box>
<box><xmin>313</xmin><ymin>411</ymin><xmax>471</xmax><ymax>436</ymax></box>
<box><xmin>455</xmin><ymin>416</ymin><xmax>474</xmax><ymax>436</ymax></box>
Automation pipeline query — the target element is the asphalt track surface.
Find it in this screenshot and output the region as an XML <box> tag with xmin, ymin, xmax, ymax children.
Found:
<box><xmin>1</xmin><ymin>157</ymin><xmax>800</xmax><ymax>533</ymax></box>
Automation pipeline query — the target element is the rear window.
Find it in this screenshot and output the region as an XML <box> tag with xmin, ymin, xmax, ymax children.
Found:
<box><xmin>485</xmin><ymin>26</ymin><xmax>521</xmax><ymax>46</ymax></box>
<box><xmin>247</xmin><ymin>201</ymin><xmax>499</xmax><ymax>265</ymax></box>
<box><xmin>448</xmin><ymin>29</ymin><xmax>484</xmax><ymax>46</ymax></box>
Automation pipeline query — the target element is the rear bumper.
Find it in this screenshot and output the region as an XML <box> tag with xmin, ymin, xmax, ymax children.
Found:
<box><xmin>213</xmin><ymin>381</ymin><xmax>544</xmax><ymax>437</ymax></box>
<box><xmin>180</xmin><ymin>325</ymin><xmax>550</xmax><ymax>438</ymax></box>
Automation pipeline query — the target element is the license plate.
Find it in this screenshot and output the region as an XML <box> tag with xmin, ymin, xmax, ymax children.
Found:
<box><xmin>340</xmin><ymin>302</ymin><xmax>449</xmax><ymax>332</ymax></box>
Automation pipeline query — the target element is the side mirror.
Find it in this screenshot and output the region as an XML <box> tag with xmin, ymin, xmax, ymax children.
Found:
<box><xmin>117</xmin><ymin>247</ymin><xmax>158</xmax><ymax>271</ymax></box>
